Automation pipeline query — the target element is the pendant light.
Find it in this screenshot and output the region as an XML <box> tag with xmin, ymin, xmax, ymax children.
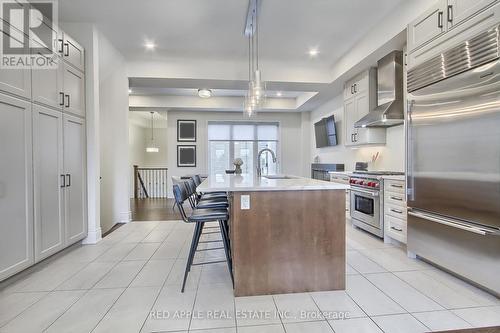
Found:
<box><xmin>146</xmin><ymin>112</ymin><xmax>159</xmax><ymax>153</ymax></box>
<box><xmin>244</xmin><ymin>0</ymin><xmax>266</xmax><ymax>117</ymax></box>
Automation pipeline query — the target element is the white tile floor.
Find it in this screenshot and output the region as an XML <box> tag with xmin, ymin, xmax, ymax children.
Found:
<box><xmin>0</xmin><ymin>220</ymin><xmax>499</xmax><ymax>333</ymax></box>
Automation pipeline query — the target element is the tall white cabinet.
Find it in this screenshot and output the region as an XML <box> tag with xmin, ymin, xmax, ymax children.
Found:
<box><xmin>33</xmin><ymin>106</ymin><xmax>65</xmax><ymax>262</ymax></box>
<box><xmin>0</xmin><ymin>16</ymin><xmax>87</xmax><ymax>281</ymax></box>
<box><xmin>64</xmin><ymin>116</ymin><xmax>87</xmax><ymax>243</ymax></box>
<box><xmin>0</xmin><ymin>95</ymin><xmax>34</xmax><ymax>280</ymax></box>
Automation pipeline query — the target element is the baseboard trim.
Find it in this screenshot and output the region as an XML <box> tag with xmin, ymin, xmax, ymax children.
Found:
<box><xmin>119</xmin><ymin>211</ymin><xmax>132</xmax><ymax>224</ymax></box>
<box><xmin>83</xmin><ymin>227</ymin><xmax>102</xmax><ymax>244</ymax></box>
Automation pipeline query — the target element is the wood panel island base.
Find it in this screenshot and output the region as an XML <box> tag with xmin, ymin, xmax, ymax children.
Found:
<box><xmin>197</xmin><ymin>174</ymin><xmax>348</xmax><ymax>297</ymax></box>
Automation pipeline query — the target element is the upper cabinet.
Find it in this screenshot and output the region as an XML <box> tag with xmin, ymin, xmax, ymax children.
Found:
<box><xmin>61</xmin><ymin>33</ymin><xmax>85</xmax><ymax>73</ymax></box>
<box><xmin>408</xmin><ymin>1</ymin><xmax>447</xmax><ymax>52</ymax></box>
<box><xmin>447</xmin><ymin>0</ymin><xmax>498</xmax><ymax>28</ymax></box>
<box><xmin>344</xmin><ymin>69</ymin><xmax>386</xmax><ymax>147</ymax></box>
<box><xmin>0</xmin><ymin>24</ymin><xmax>32</xmax><ymax>99</ymax></box>
<box><xmin>408</xmin><ymin>0</ymin><xmax>499</xmax><ymax>55</ymax></box>
<box><xmin>62</xmin><ymin>64</ymin><xmax>86</xmax><ymax>118</ymax></box>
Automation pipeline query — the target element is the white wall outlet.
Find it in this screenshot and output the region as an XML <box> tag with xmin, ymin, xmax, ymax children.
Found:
<box><xmin>241</xmin><ymin>195</ymin><xmax>250</xmax><ymax>210</ymax></box>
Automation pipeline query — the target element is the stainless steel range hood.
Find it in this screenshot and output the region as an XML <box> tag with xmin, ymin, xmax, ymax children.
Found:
<box><xmin>355</xmin><ymin>51</ymin><xmax>404</xmax><ymax>128</ymax></box>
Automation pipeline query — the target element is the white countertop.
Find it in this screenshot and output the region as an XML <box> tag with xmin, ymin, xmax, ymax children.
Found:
<box><xmin>198</xmin><ymin>174</ymin><xmax>349</xmax><ymax>192</ymax></box>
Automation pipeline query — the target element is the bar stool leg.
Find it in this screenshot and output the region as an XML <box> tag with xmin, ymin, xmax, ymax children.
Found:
<box><xmin>182</xmin><ymin>222</ymin><xmax>204</xmax><ymax>292</ymax></box>
<box><xmin>218</xmin><ymin>220</ymin><xmax>234</xmax><ymax>286</ymax></box>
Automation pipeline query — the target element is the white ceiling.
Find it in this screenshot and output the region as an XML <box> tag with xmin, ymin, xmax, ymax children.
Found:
<box><xmin>60</xmin><ymin>0</ymin><xmax>407</xmax><ymax>112</ymax></box>
<box><xmin>60</xmin><ymin>0</ymin><xmax>403</xmax><ymax>68</ymax></box>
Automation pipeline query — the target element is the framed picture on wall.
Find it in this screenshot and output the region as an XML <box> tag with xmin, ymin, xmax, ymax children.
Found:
<box><xmin>177</xmin><ymin>145</ymin><xmax>197</xmax><ymax>167</ymax></box>
<box><xmin>177</xmin><ymin>120</ymin><xmax>197</xmax><ymax>142</ymax></box>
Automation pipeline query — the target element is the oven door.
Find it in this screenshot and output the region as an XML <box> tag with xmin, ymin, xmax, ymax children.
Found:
<box><xmin>351</xmin><ymin>188</ymin><xmax>380</xmax><ymax>228</ymax></box>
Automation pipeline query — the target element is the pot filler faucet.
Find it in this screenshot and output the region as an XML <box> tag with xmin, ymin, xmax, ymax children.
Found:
<box><xmin>256</xmin><ymin>148</ymin><xmax>277</xmax><ymax>177</ymax></box>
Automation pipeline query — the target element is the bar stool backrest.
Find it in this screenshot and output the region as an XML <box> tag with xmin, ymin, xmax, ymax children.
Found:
<box><xmin>192</xmin><ymin>175</ymin><xmax>202</xmax><ymax>187</ymax></box>
<box><xmin>172</xmin><ymin>184</ymin><xmax>190</xmax><ymax>222</ymax></box>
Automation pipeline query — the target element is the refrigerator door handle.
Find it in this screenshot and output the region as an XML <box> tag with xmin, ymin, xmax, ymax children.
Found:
<box><xmin>408</xmin><ymin>210</ymin><xmax>500</xmax><ymax>236</ymax></box>
<box><xmin>406</xmin><ymin>100</ymin><xmax>415</xmax><ymax>202</ymax></box>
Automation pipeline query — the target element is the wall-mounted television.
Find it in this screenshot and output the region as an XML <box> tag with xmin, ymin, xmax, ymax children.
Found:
<box><xmin>314</xmin><ymin>115</ymin><xmax>338</xmax><ymax>148</ymax></box>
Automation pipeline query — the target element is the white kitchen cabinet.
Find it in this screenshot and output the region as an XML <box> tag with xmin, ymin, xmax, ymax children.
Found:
<box><xmin>33</xmin><ymin>105</ymin><xmax>65</xmax><ymax>262</ymax></box>
<box><xmin>64</xmin><ymin>115</ymin><xmax>87</xmax><ymax>244</ymax></box>
<box><xmin>63</xmin><ymin>64</ymin><xmax>85</xmax><ymax>118</ymax></box>
<box><xmin>0</xmin><ymin>93</ymin><xmax>34</xmax><ymax>281</ymax></box>
<box><xmin>447</xmin><ymin>0</ymin><xmax>498</xmax><ymax>28</ymax></box>
<box><xmin>344</xmin><ymin>68</ymin><xmax>386</xmax><ymax>147</ymax></box>
<box><xmin>408</xmin><ymin>0</ymin><xmax>447</xmax><ymax>53</ymax></box>
<box><xmin>408</xmin><ymin>0</ymin><xmax>498</xmax><ymax>56</ymax></box>
<box><xmin>32</xmin><ymin>51</ymin><xmax>64</xmax><ymax>110</ymax></box>
<box><xmin>383</xmin><ymin>178</ymin><xmax>407</xmax><ymax>244</ymax></box>
<box><xmin>0</xmin><ymin>25</ymin><xmax>31</xmax><ymax>100</ymax></box>
<box><xmin>62</xmin><ymin>33</ymin><xmax>85</xmax><ymax>72</ymax></box>
<box><xmin>0</xmin><ymin>67</ymin><xmax>31</xmax><ymax>100</ymax></box>
<box><xmin>344</xmin><ymin>98</ymin><xmax>357</xmax><ymax>146</ymax></box>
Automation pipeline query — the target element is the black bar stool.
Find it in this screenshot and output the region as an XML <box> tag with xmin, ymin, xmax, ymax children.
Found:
<box><xmin>173</xmin><ymin>184</ymin><xmax>233</xmax><ymax>292</ymax></box>
<box><xmin>183</xmin><ymin>180</ymin><xmax>228</xmax><ymax>210</ymax></box>
<box><xmin>192</xmin><ymin>175</ymin><xmax>228</xmax><ymax>199</ymax></box>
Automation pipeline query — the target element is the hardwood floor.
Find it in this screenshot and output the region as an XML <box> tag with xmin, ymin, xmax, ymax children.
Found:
<box><xmin>131</xmin><ymin>198</ymin><xmax>186</xmax><ymax>221</ymax></box>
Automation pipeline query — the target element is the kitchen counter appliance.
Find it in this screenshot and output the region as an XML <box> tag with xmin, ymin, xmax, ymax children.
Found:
<box><xmin>407</xmin><ymin>24</ymin><xmax>500</xmax><ymax>296</ymax></box>
<box><xmin>311</xmin><ymin>164</ymin><xmax>344</xmax><ymax>181</ymax></box>
<box><xmin>349</xmin><ymin>171</ymin><xmax>404</xmax><ymax>237</ymax></box>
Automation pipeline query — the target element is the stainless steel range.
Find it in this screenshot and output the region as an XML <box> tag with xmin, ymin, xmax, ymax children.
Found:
<box><xmin>349</xmin><ymin>171</ymin><xmax>404</xmax><ymax>238</ymax></box>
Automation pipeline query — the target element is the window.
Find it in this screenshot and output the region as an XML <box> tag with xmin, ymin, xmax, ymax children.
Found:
<box><xmin>208</xmin><ymin>122</ymin><xmax>279</xmax><ymax>176</ymax></box>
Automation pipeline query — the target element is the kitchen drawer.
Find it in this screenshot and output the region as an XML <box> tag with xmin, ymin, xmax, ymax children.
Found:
<box><xmin>385</xmin><ymin>192</ymin><xmax>406</xmax><ymax>207</ymax></box>
<box><xmin>385</xmin><ymin>215</ymin><xmax>407</xmax><ymax>244</ymax></box>
<box><xmin>384</xmin><ymin>179</ymin><xmax>405</xmax><ymax>194</ymax></box>
<box><xmin>385</xmin><ymin>203</ymin><xmax>407</xmax><ymax>220</ymax></box>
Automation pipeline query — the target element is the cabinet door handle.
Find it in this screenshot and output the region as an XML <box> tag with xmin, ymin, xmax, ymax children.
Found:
<box><xmin>354</xmin><ymin>133</ymin><xmax>358</xmax><ymax>142</ymax></box>
<box><xmin>354</xmin><ymin>84</ymin><xmax>357</xmax><ymax>93</ymax></box>
<box><xmin>351</xmin><ymin>85</ymin><xmax>354</xmax><ymax>94</ymax></box>
<box><xmin>391</xmin><ymin>184</ymin><xmax>404</xmax><ymax>188</ymax></box>
<box><xmin>438</xmin><ymin>11</ymin><xmax>444</xmax><ymax>28</ymax></box>
<box><xmin>391</xmin><ymin>208</ymin><xmax>404</xmax><ymax>214</ymax></box>
<box><xmin>59</xmin><ymin>92</ymin><xmax>65</xmax><ymax>106</ymax></box>
<box><xmin>60</xmin><ymin>174</ymin><xmax>66</xmax><ymax>188</ymax></box>
<box><xmin>391</xmin><ymin>226</ymin><xmax>403</xmax><ymax>232</ymax></box>
<box><xmin>65</xmin><ymin>94</ymin><xmax>70</xmax><ymax>108</ymax></box>
<box><xmin>58</xmin><ymin>39</ymin><xmax>64</xmax><ymax>53</ymax></box>
<box><xmin>64</xmin><ymin>42</ymin><xmax>70</xmax><ymax>57</ymax></box>
<box><xmin>447</xmin><ymin>5</ymin><xmax>453</xmax><ymax>22</ymax></box>
<box><xmin>66</xmin><ymin>174</ymin><xmax>71</xmax><ymax>187</ymax></box>
<box><xmin>390</xmin><ymin>196</ymin><xmax>403</xmax><ymax>201</ymax></box>
<box><xmin>351</xmin><ymin>134</ymin><xmax>354</xmax><ymax>142</ymax></box>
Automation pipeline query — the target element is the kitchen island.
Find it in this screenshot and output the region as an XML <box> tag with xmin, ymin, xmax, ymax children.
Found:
<box><xmin>198</xmin><ymin>174</ymin><xmax>349</xmax><ymax>297</ymax></box>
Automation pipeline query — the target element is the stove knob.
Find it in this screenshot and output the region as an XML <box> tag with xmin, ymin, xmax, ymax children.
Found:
<box><xmin>367</xmin><ymin>182</ymin><xmax>373</xmax><ymax>187</ymax></box>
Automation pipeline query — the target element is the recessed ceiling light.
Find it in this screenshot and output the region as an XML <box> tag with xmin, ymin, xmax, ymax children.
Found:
<box><xmin>145</xmin><ymin>41</ymin><xmax>156</xmax><ymax>50</ymax></box>
<box><xmin>198</xmin><ymin>88</ymin><xmax>212</xmax><ymax>99</ymax></box>
<box><xmin>308</xmin><ymin>48</ymin><xmax>319</xmax><ymax>57</ymax></box>
<box><xmin>128</xmin><ymin>89</ymin><xmax>132</xmax><ymax>94</ymax></box>
<box><xmin>276</xmin><ymin>91</ymin><xmax>283</xmax><ymax>97</ymax></box>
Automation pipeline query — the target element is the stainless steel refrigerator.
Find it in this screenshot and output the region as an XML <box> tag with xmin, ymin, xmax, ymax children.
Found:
<box><xmin>406</xmin><ymin>24</ymin><xmax>500</xmax><ymax>296</ymax></box>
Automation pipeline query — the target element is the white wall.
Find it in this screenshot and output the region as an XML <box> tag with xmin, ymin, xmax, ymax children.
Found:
<box><xmin>310</xmin><ymin>95</ymin><xmax>405</xmax><ymax>172</ymax></box>
<box><xmin>98</xmin><ymin>31</ymin><xmax>131</xmax><ymax>233</ymax></box>
<box><xmin>166</xmin><ymin>110</ymin><xmax>305</xmax><ymax>197</ymax></box>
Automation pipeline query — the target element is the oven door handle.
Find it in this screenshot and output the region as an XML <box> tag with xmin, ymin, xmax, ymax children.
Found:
<box><xmin>353</xmin><ymin>189</ymin><xmax>379</xmax><ymax>197</ymax></box>
<box><xmin>408</xmin><ymin>210</ymin><xmax>500</xmax><ymax>236</ymax></box>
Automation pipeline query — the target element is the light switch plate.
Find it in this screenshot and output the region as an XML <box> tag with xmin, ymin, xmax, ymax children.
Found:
<box><xmin>241</xmin><ymin>195</ymin><xmax>250</xmax><ymax>210</ymax></box>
